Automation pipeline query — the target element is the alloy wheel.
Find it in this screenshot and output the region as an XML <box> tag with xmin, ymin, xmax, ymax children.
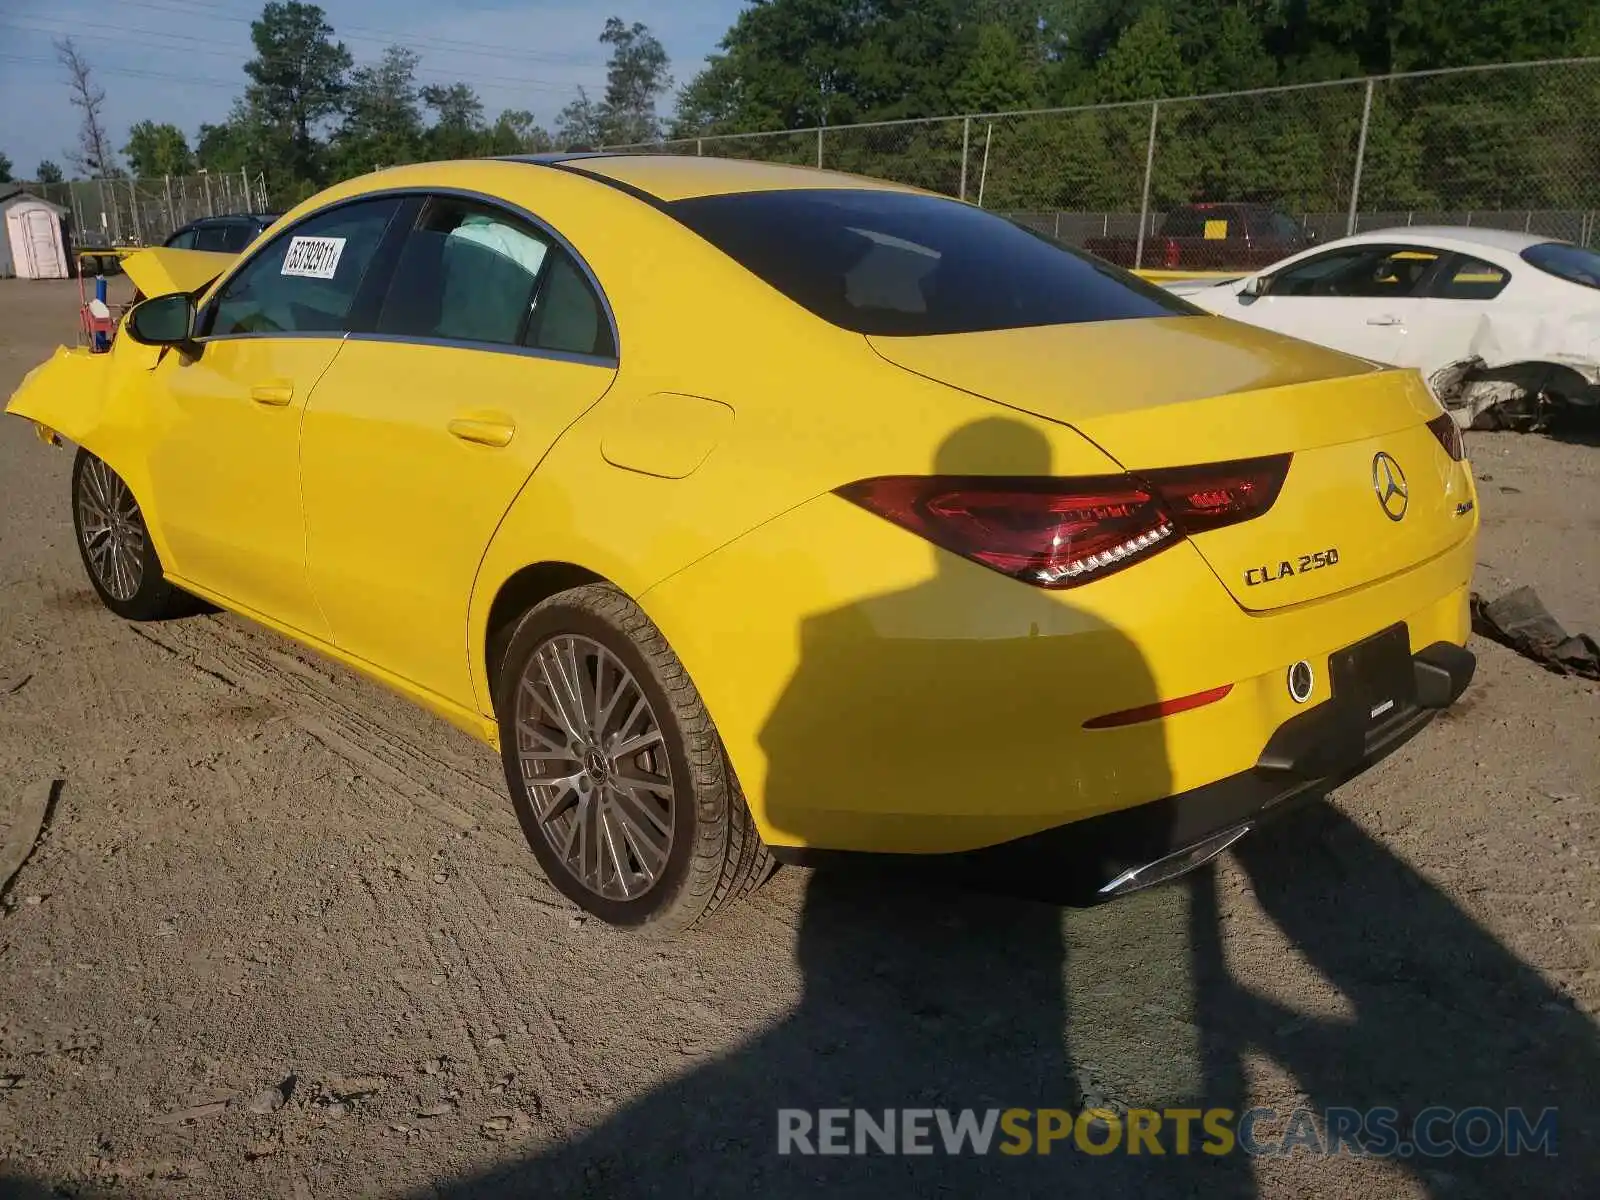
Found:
<box><xmin>513</xmin><ymin>635</ymin><xmax>675</xmax><ymax>901</ymax></box>
<box><xmin>77</xmin><ymin>458</ymin><xmax>145</xmax><ymax>602</ymax></box>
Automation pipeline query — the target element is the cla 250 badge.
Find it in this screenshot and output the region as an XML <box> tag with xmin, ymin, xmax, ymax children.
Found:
<box><xmin>1245</xmin><ymin>548</ymin><xmax>1340</xmax><ymax>587</ymax></box>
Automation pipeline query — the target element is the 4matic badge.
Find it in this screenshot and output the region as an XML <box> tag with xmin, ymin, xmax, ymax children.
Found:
<box><xmin>1245</xmin><ymin>547</ymin><xmax>1340</xmax><ymax>587</ymax></box>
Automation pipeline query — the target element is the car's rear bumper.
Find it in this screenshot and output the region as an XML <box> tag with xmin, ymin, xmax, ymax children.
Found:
<box><xmin>770</xmin><ymin>641</ymin><xmax>1475</xmax><ymax>899</ymax></box>
<box><xmin>644</xmin><ymin>486</ymin><xmax>1477</xmax><ymax>856</ymax></box>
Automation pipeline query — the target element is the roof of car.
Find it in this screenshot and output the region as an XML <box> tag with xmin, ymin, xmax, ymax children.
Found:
<box><xmin>501</xmin><ymin>152</ymin><xmax>920</xmax><ymax>202</ymax></box>
<box><xmin>182</xmin><ymin>212</ymin><xmax>279</xmax><ymax>226</ymax></box>
<box><xmin>1352</xmin><ymin>225</ymin><xmax>1559</xmax><ymax>253</ymax></box>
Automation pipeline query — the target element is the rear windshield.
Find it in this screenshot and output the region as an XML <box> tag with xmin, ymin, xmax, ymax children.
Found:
<box><xmin>668</xmin><ymin>189</ymin><xmax>1198</xmax><ymax>336</ymax></box>
<box><xmin>1521</xmin><ymin>241</ymin><xmax>1600</xmax><ymax>289</ymax></box>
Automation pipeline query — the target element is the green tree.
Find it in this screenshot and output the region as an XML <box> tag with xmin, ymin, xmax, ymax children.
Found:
<box><xmin>670</xmin><ymin>54</ymin><xmax>742</xmax><ymax>137</ymax></box>
<box><xmin>242</xmin><ymin>1</ymin><xmax>352</xmax><ymax>188</ymax></box>
<box><xmin>421</xmin><ymin>83</ymin><xmax>487</xmax><ymax>159</ymax></box>
<box><xmin>196</xmin><ymin>106</ymin><xmax>262</xmax><ymax>172</ymax></box>
<box><xmin>0</xmin><ymin>151</ymin><xmax>11</xmax><ymax>183</ymax></box>
<box><xmin>951</xmin><ymin>22</ymin><xmax>1042</xmax><ymax>114</ymax></box>
<box><xmin>36</xmin><ymin>160</ymin><xmax>64</xmax><ymax>184</ymax></box>
<box><xmin>1189</xmin><ymin>4</ymin><xmax>1276</xmax><ymax>92</ymax></box>
<box><xmin>556</xmin><ymin>87</ymin><xmax>606</xmax><ymax>149</ymax></box>
<box><xmin>673</xmin><ymin>0</ymin><xmax>976</xmax><ymax>134</ymax></box>
<box><xmin>1095</xmin><ymin>6</ymin><xmax>1190</xmax><ymax>102</ymax></box>
<box><xmin>597</xmin><ymin>17</ymin><xmax>673</xmax><ymax>144</ymax></box>
<box><xmin>124</xmin><ymin>121</ymin><xmax>195</xmax><ymax>177</ymax></box>
<box><xmin>335</xmin><ymin>46</ymin><xmax>423</xmax><ymax>174</ymax></box>
<box><xmin>487</xmin><ymin>110</ymin><xmax>553</xmax><ymax>155</ymax></box>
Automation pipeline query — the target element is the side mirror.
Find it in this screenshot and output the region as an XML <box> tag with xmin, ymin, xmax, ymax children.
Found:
<box><xmin>124</xmin><ymin>292</ymin><xmax>197</xmax><ymax>350</ymax></box>
<box><xmin>1239</xmin><ymin>275</ymin><xmax>1265</xmax><ymax>298</ymax></box>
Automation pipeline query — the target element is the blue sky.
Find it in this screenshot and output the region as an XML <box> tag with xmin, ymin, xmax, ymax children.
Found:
<box><xmin>0</xmin><ymin>0</ymin><xmax>746</xmax><ymax>177</ymax></box>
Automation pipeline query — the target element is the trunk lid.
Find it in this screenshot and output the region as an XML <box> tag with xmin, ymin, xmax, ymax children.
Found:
<box><xmin>867</xmin><ymin>315</ymin><xmax>1475</xmax><ymax>612</ymax></box>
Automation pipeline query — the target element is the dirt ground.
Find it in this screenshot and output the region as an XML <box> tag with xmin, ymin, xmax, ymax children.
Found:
<box><xmin>0</xmin><ymin>277</ymin><xmax>1597</xmax><ymax>1200</ymax></box>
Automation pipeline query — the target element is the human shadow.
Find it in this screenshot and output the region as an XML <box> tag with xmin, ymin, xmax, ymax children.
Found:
<box><xmin>430</xmin><ymin>417</ymin><xmax>1258</xmax><ymax>1198</ymax></box>
<box><xmin>1228</xmin><ymin>804</ymin><xmax>1600</xmax><ymax>1195</ymax></box>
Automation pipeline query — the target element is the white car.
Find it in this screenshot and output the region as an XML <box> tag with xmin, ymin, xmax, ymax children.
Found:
<box><xmin>1166</xmin><ymin>227</ymin><xmax>1600</xmax><ymax>429</ymax></box>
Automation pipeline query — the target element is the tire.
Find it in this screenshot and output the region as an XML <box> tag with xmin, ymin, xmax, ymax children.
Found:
<box><xmin>495</xmin><ymin>583</ymin><xmax>774</xmax><ymax>933</ymax></box>
<box><xmin>70</xmin><ymin>449</ymin><xmax>188</xmax><ymax>621</ymax></box>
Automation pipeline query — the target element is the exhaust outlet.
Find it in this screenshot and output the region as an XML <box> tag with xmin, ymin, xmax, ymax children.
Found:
<box><xmin>1096</xmin><ymin>822</ymin><xmax>1254</xmax><ymax>898</ymax></box>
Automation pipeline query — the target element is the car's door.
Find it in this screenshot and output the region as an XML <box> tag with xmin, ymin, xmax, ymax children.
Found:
<box><xmin>143</xmin><ymin>194</ymin><xmax>408</xmax><ymax>637</ymax></box>
<box><xmin>299</xmin><ymin>194</ymin><xmax>618</xmax><ymax>706</ymax></box>
<box><xmin>1387</xmin><ymin>251</ymin><xmax>1513</xmax><ymax>380</ymax></box>
<box><xmin>1228</xmin><ymin>243</ymin><xmax>1444</xmax><ymax>363</ymax></box>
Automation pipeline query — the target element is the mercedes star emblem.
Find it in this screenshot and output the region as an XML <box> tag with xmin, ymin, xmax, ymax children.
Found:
<box><xmin>1372</xmin><ymin>452</ymin><xmax>1408</xmax><ymax>521</ymax></box>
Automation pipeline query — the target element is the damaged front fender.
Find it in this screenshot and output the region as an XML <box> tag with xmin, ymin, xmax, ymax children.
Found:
<box><xmin>1427</xmin><ymin>307</ymin><xmax>1600</xmax><ymax>432</ymax></box>
<box><xmin>1431</xmin><ymin>356</ymin><xmax>1600</xmax><ymax>432</ymax></box>
<box><xmin>5</xmin><ymin>344</ymin><xmax>118</xmax><ymax>449</ymax></box>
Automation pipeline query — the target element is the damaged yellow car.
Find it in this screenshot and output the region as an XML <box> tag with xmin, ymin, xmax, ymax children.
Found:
<box><xmin>6</xmin><ymin>155</ymin><xmax>1479</xmax><ymax>931</ymax></box>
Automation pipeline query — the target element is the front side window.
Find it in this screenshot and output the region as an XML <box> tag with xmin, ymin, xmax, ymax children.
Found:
<box><xmin>166</xmin><ymin>227</ymin><xmax>197</xmax><ymax>250</ymax></box>
<box><xmin>376</xmin><ymin>196</ymin><xmax>615</xmax><ymax>358</ymax></box>
<box><xmin>1267</xmin><ymin>213</ymin><xmax>1303</xmax><ymax>240</ymax></box>
<box><xmin>204</xmin><ymin>196</ymin><xmax>402</xmax><ymax>338</ymax></box>
<box><xmin>669</xmin><ymin>188</ymin><xmax>1196</xmax><ymax>337</ymax></box>
<box><xmin>1268</xmin><ymin>245</ymin><xmax>1438</xmax><ymax>298</ymax></box>
<box><xmin>1521</xmin><ymin>241</ymin><xmax>1600</xmax><ymax>290</ymax></box>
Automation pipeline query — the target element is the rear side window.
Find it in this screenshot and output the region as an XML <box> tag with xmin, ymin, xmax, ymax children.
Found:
<box><xmin>193</xmin><ymin>222</ymin><xmax>234</xmax><ymax>253</ymax></box>
<box><xmin>219</xmin><ymin>222</ymin><xmax>258</xmax><ymax>253</ymax></box>
<box><xmin>379</xmin><ymin>199</ymin><xmax>551</xmax><ymax>346</ymax></box>
<box><xmin>1162</xmin><ymin>209</ymin><xmax>1208</xmax><ymax>237</ymax></box>
<box><xmin>376</xmin><ymin>196</ymin><xmax>615</xmax><ymax>358</ymax></box>
<box><xmin>1521</xmin><ymin>241</ymin><xmax>1600</xmax><ymax>290</ymax></box>
<box><xmin>1433</xmin><ymin>255</ymin><xmax>1510</xmax><ymax>300</ymax></box>
<box><xmin>205</xmin><ymin>197</ymin><xmax>402</xmax><ymax>337</ymax></box>
<box><xmin>669</xmin><ymin>189</ymin><xmax>1196</xmax><ymax>336</ymax></box>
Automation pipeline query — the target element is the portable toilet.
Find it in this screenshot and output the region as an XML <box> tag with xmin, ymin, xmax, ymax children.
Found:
<box><xmin>2</xmin><ymin>189</ymin><xmax>70</xmax><ymax>279</ymax></box>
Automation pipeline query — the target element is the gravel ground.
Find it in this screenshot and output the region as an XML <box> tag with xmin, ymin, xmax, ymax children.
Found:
<box><xmin>0</xmin><ymin>277</ymin><xmax>1597</xmax><ymax>1199</ymax></box>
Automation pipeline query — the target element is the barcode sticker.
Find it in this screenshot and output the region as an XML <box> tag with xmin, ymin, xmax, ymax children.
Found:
<box><xmin>281</xmin><ymin>236</ymin><xmax>346</xmax><ymax>279</ymax></box>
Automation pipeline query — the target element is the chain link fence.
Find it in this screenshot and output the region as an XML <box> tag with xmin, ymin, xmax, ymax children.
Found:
<box><xmin>611</xmin><ymin>57</ymin><xmax>1600</xmax><ymax>266</ymax></box>
<box><xmin>19</xmin><ymin>170</ymin><xmax>272</xmax><ymax>250</ymax></box>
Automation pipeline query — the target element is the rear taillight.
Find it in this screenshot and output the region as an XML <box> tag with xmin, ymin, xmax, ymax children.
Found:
<box><xmin>1427</xmin><ymin>411</ymin><xmax>1465</xmax><ymax>461</ymax></box>
<box><xmin>1145</xmin><ymin>453</ymin><xmax>1292</xmax><ymax>534</ymax></box>
<box><xmin>835</xmin><ymin>454</ymin><xmax>1291</xmax><ymax>590</ymax></box>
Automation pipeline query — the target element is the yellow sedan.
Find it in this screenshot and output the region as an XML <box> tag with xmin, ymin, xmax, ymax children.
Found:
<box><xmin>5</xmin><ymin>154</ymin><xmax>1479</xmax><ymax>931</ymax></box>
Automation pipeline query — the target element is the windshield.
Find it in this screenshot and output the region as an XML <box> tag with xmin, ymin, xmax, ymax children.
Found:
<box><xmin>668</xmin><ymin>188</ymin><xmax>1199</xmax><ymax>336</ymax></box>
<box><xmin>1521</xmin><ymin>241</ymin><xmax>1600</xmax><ymax>289</ymax></box>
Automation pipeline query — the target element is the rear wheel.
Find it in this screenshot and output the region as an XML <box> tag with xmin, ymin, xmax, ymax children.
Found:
<box><xmin>71</xmin><ymin>449</ymin><xmax>187</xmax><ymax>621</ymax></box>
<box><xmin>495</xmin><ymin>584</ymin><xmax>773</xmax><ymax>933</ymax></box>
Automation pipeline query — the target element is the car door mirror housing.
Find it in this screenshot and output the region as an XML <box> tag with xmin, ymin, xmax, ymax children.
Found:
<box><xmin>1240</xmin><ymin>275</ymin><xmax>1265</xmax><ymax>298</ymax></box>
<box><xmin>125</xmin><ymin>292</ymin><xmax>197</xmax><ymax>349</ymax></box>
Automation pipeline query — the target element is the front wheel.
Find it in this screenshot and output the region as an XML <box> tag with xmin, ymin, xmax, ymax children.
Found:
<box><xmin>71</xmin><ymin>449</ymin><xmax>188</xmax><ymax>621</ymax></box>
<box><xmin>495</xmin><ymin>584</ymin><xmax>774</xmax><ymax>933</ymax></box>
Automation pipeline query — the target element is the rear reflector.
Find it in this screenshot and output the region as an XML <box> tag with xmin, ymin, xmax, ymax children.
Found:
<box><xmin>1083</xmin><ymin>684</ymin><xmax>1233</xmax><ymax>729</ymax></box>
<box><xmin>836</xmin><ymin>454</ymin><xmax>1291</xmax><ymax>590</ymax></box>
<box><xmin>1427</xmin><ymin>411</ymin><xmax>1465</xmax><ymax>461</ymax></box>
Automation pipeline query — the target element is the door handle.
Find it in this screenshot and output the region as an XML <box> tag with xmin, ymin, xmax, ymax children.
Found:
<box><xmin>250</xmin><ymin>383</ymin><xmax>294</xmax><ymax>406</ymax></box>
<box><xmin>447</xmin><ymin>417</ymin><xmax>516</xmax><ymax>448</ymax></box>
<box><xmin>1364</xmin><ymin>315</ymin><xmax>1402</xmax><ymax>327</ymax></box>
